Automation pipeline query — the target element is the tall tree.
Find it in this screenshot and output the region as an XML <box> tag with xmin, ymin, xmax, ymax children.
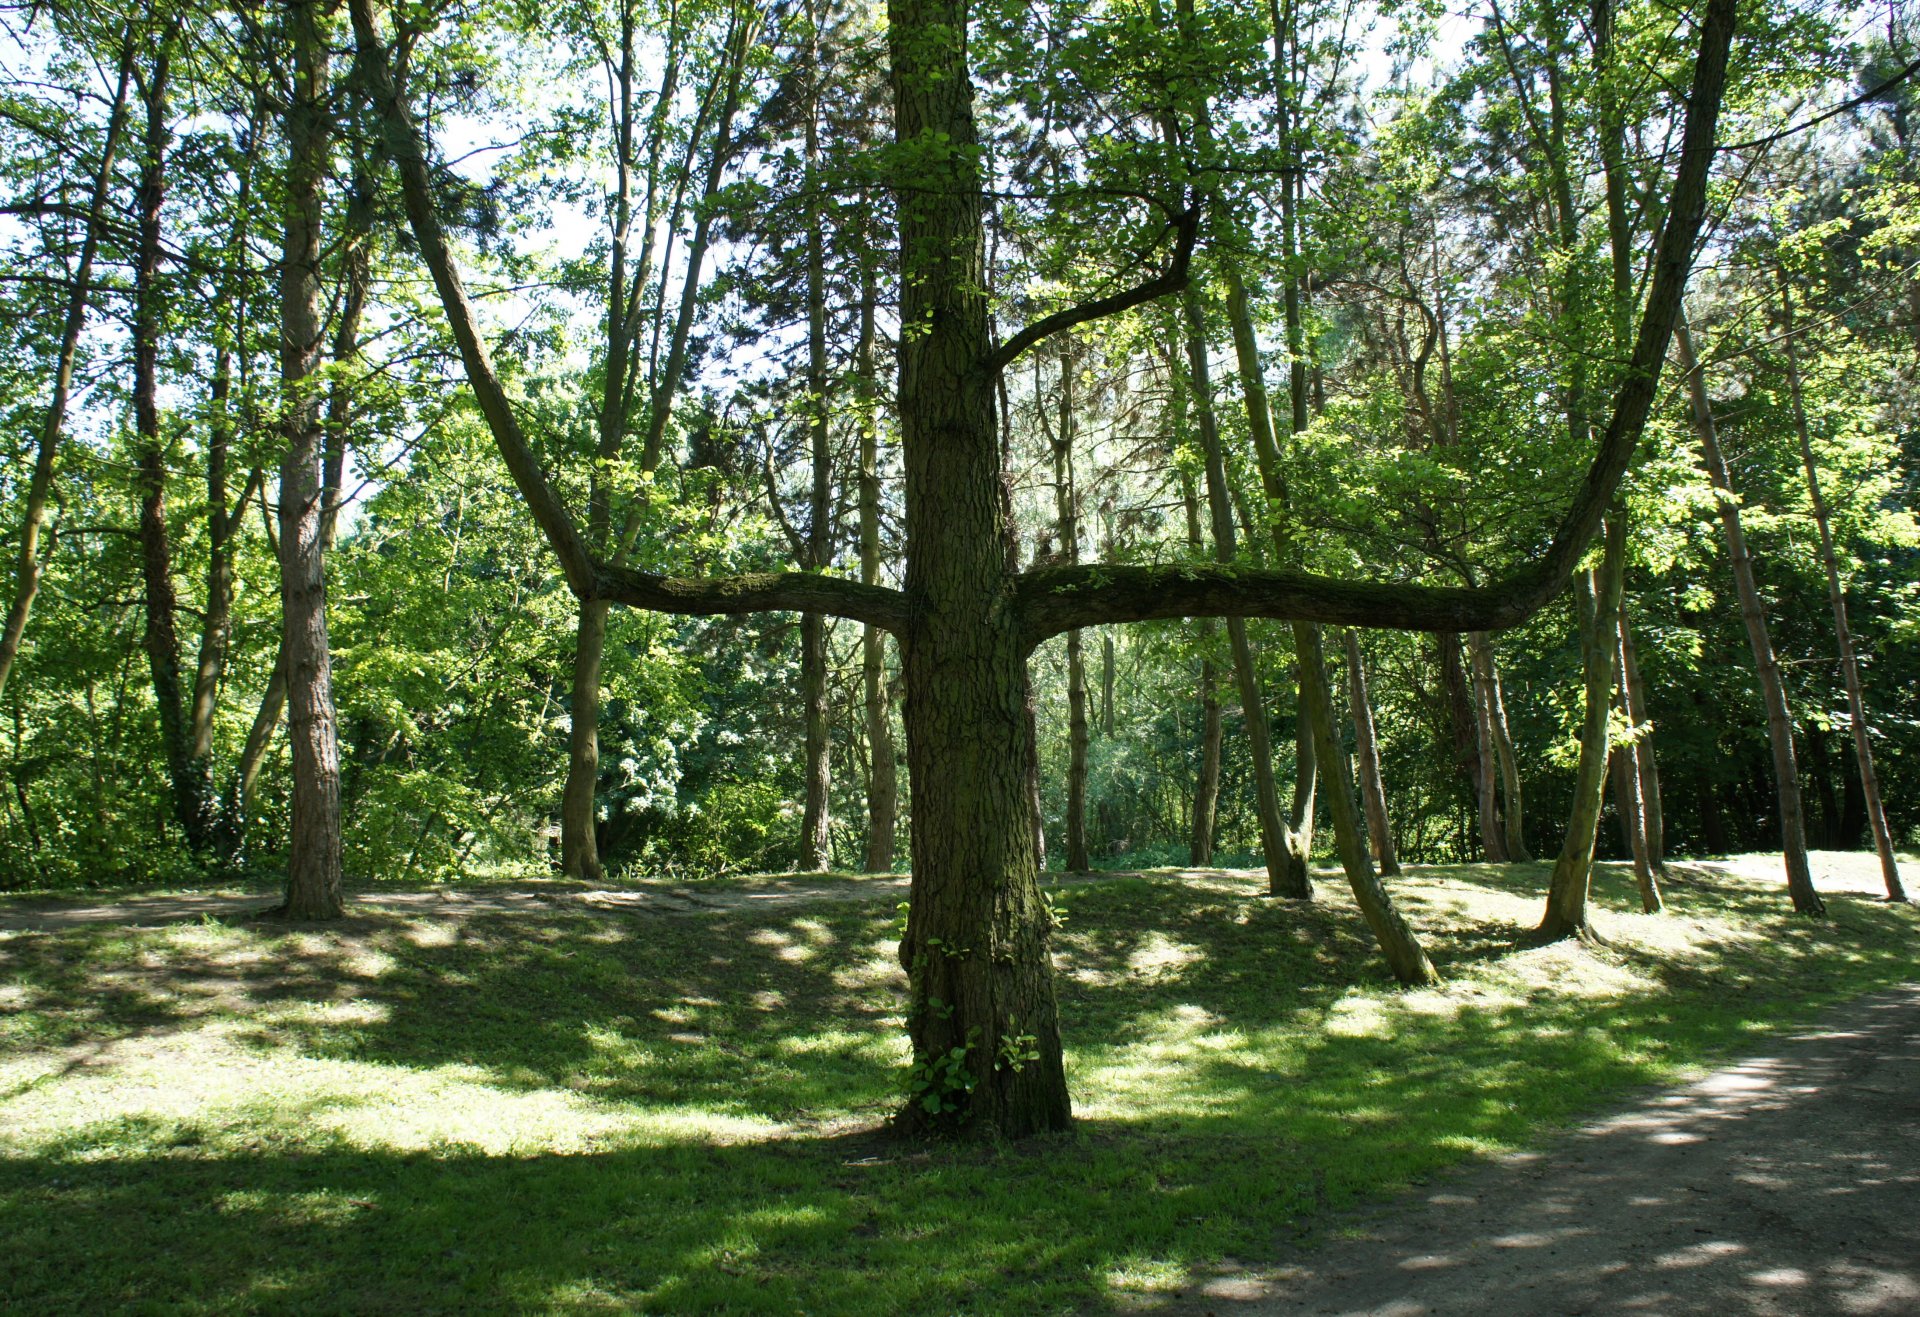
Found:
<box><xmin>355</xmin><ymin>0</ymin><xmax>1735</xmax><ymax>1135</ymax></box>
<box><xmin>275</xmin><ymin>0</ymin><xmax>345</xmax><ymax>917</ymax></box>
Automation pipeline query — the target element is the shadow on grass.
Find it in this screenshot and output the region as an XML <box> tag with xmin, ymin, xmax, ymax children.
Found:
<box><xmin>2</xmin><ymin>861</ymin><xmax>1916</xmax><ymax>1312</ymax></box>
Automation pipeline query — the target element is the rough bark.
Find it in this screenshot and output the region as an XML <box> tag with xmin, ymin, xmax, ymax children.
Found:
<box><xmin>1535</xmin><ymin>512</ymin><xmax>1629</xmax><ymax>943</ymax></box>
<box><xmin>0</xmin><ymin>44</ymin><xmax>134</xmax><ymax>704</ymax></box>
<box><xmin>1777</xmin><ymin>280</ymin><xmax>1906</xmax><ymax>903</ymax></box>
<box><xmin>1345</xmin><ymin>629</ymin><xmax>1401</xmax><ymax>875</ymax></box>
<box><xmin>1676</xmin><ymin>317</ymin><xmax>1824</xmax><ymax>915</ymax></box>
<box><xmin>276</xmin><ymin>0</ymin><xmax>344</xmax><ymax>919</ymax></box>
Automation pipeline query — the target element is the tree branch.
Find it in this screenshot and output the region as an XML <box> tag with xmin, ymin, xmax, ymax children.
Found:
<box><xmin>596</xmin><ymin>565</ymin><xmax>908</xmax><ymax>633</ymax></box>
<box><xmin>1018</xmin><ymin>0</ymin><xmax>1735</xmax><ymax>650</ymax></box>
<box><xmin>983</xmin><ymin>205</ymin><xmax>1200</xmax><ymax>376</ymax></box>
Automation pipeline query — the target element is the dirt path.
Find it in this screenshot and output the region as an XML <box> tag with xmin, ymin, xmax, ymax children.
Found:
<box><xmin>1177</xmin><ymin>983</ymin><xmax>1920</xmax><ymax>1317</ymax></box>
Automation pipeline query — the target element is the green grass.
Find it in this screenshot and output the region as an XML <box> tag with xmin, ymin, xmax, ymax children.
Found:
<box><xmin>1</xmin><ymin>856</ymin><xmax>1914</xmax><ymax>1313</ymax></box>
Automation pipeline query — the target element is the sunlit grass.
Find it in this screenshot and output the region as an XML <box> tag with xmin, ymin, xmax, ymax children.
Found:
<box><xmin>0</xmin><ymin>854</ymin><xmax>1914</xmax><ymax>1313</ymax></box>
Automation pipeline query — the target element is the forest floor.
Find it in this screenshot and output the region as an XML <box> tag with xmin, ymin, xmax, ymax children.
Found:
<box><xmin>0</xmin><ymin>852</ymin><xmax>1915</xmax><ymax>1313</ymax></box>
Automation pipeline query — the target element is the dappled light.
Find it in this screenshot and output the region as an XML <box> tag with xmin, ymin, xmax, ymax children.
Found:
<box><xmin>4</xmin><ymin>858</ymin><xmax>1914</xmax><ymax>1311</ymax></box>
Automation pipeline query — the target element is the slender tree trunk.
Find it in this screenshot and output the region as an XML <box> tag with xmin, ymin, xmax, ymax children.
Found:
<box><xmin>275</xmin><ymin>0</ymin><xmax>344</xmax><ymax>918</ymax></box>
<box><xmin>797</xmin><ymin>2</ymin><xmax>832</xmax><ymax>870</ymax></box>
<box><xmin>1536</xmin><ymin>512</ymin><xmax>1629</xmax><ymax>942</ymax></box>
<box><xmin>1676</xmin><ymin>317</ymin><xmax>1824</xmax><ymax>914</ymax></box>
<box><xmin>1183</xmin><ymin>478</ymin><xmax>1223</xmax><ymax>867</ymax></box>
<box><xmin>1050</xmin><ymin>344</ymin><xmax>1090</xmax><ymax>872</ymax></box>
<box><xmin>1777</xmin><ymin>281</ymin><xmax>1906</xmax><ymax>902</ymax></box>
<box><xmin>1345</xmin><ymin>629</ymin><xmax>1400</xmax><ymax>875</ymax></box>
<box><xmin>0</xmin><ymin>47</ymin><xmax>134</xmax><ymax>703</ymax></box>
<box><xmin>562</xmin><ymin>598</ymin><xmax>609</xmax><ymax>879</ymax></box>
<box><xmin>1181</xmin><ymin>288</ymin><xmax>1301</xmax><ymax>899</ymax></box>
<box><xmin>1610</xmin><ymin>619</ymin><xmax>1662</xmax><ymax>911</ymax></box>
<box><xmin>130</xmin><ymin>37</ymin><xmax>211</xmax><ymax>855</ymax></box>
<box><xmin>1471</xmin><ymin>633</ymin><xmax>1531</xmax><ymax>861</ymax></box>
<box><xmin>1614</xmin><ymin>601</ymin><xmax>1664</xmax><ymax>872</ymax></box>
<box><xmin>1468</xmin><ymin>637</ymin><xmax>1509</xmax><ymax>863</ymax></box>
<box><xmin>856</xmin><ymin>275</ymin><xmax>897</xmax><ymax>872</ymax></box>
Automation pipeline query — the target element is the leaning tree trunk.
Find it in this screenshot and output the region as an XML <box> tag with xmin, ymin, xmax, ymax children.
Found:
<box><xmin>1181</xmin><ymin>288</ymin><xmax>1301</xmax><ymax>899</ymax></box>
<box><xmin>1051</xmin><ymin>346</ymin><xmax>1092</xmax><ymax>872</ymax></box>
<box><xmin>1536</xmin><ymin>511</ymin><xmax>1629</xmax><ymax>943</ymax></box>
<box><xmin>856</xmin><ymin>275</ymin><xmax>897</xmax><ymax>872</ymax></box>
<box><xmin>1676</xmin><ymin>317</ymin><xmax>1823</xmax><ymax>915</ymax></box>
<box><xmin>1777</xmin><ymin>280</ymin><xmax>1907</xmax><ymax>903</ymax></box>
<box><xmin>1298</xmin><ymin>625</ymin><xmax>1437</xmax><ymax>983</ymax></box>
<box><xmin>0</xmin><ymin>45</ymin><xmax>134</xmax><ymax>703</ymax></box>
<box><xmin>1345</xmin><ymin>629</ymin><xmax>1400</xmax><ymax>875</ymax></box>
<box><xmin>275</xmin><ymin>0</ymin><xmax>344</xmax><ymax>919</ymax></box>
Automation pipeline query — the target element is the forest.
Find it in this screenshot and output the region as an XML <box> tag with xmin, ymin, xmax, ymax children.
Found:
<box><xmin>2</xmin><ymin>0</ymin><xmax>1919</xmax><ymax>1306</ymax></box>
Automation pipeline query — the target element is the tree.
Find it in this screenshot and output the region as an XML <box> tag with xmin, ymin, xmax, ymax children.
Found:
<box><xmin>354</xmin><ymin>0</ymin><xmax>1735</xmax><ymax>1135</ymax></box>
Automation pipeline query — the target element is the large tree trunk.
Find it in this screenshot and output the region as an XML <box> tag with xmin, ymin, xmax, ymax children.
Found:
<box><xmin>1181</xmin><ymin>288</ymin><xmax>1301</xmax><ymax>899</ymax></box>
<box><xmin>1777</xmin><ymin>281</ymin><xmax>1907</xmax><ymax>902</ymax></box>
<box><xmin>0</xmin><ymin>46</ymin><xmax>134</xmax><ymax>704</ymax></box>
<box><xmin>889</xmin><ymin>0</ymin><xmax>1068</xmax><ymax>1136</ymax></box>
<box><xmin>1345</xmin><ymin>629</ymin><xmax>1400</xmax><ymax>875</ymax></box>
<box><xmin>275</xmin><ymin>0</ymin><xmax>344</xmax><ymax>919</ymax></box>
<box><xmin>1536</xmin><ymin>511</ymin><xmax>1629</xmax><ymax>943</ymax></box>
<box><xmin>1676</xmin><ymin>317</ymin><xmax>1823</xmax><ymax>915</ymax></box>
<box><xmin>856</xmin><ymin>276</ymin><xmax>897</xmax><ymax>872</ymax></box>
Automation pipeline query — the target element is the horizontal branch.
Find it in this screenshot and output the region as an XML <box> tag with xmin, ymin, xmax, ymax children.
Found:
<box><xmin>1015</xmin><ymin>561</ymin><xmax>1554</xmax><ymax>649</ymax></box>
<box><xmin>595</xmin><ymin>565</ymin><xmax>908</xmax><ymax>633</ymax></box>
